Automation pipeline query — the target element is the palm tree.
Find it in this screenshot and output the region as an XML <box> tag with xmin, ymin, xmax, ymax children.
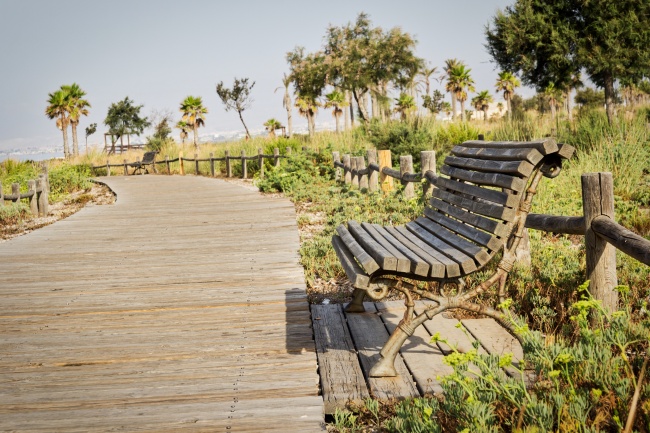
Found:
<box><xmin>275</xmin><ymin>73</ymin><xmax>293</xmax><ymax>137</ymax></box>
<box><xmin>63</xmin><ymin>83</ymin><xmax>90</xmax><ymax>157</ymax></box>
<box><xmin>45</xmin><ymin>89</ymin><xmax>71</xmax><ymax>159</ymax></box>
<box><xmin>448</xmin><ymin>65</ymin><xmax>475</xmax><ymax>120</ymax></box>
<box><xmin>497</xmin><ymin>102</ymin><xmax>504</xmax><ymax>115</ymax></box>
<box><xmin>420</xmin><ymin>65</ymin><xmax>439</xmax><ymax>98</ymax></box>
<box><xmin>495</xmin><ymin>71</ymin><xmax>521</xmax><ymax>120</ymax></box>
<box><xmin>544</xmin><ymin>83</ymin><xmax>563</xmax><ymax>122</ymax></box>
<box><xmin>441</xmin><ymin>101</ymin><xmax>452</xmax><ymax>118</ymax></box>
<box><xmin>179</xmin><ymin>96</ymin><xmax>208</xmax><ymax>150</ymax></box>
<box><xmin>394</xmin><ymin>93</ymin><xmax>416</xmax><ymax>121</ymax></box>
<box><xmin>324</xmin><ymin>91</ymin><xmax>349</xmax><ymax>133</ymax></box>
<box><xmin>175</xmin><ymin>120</ymin><xmax>190</xmax><ymax>145</ymax></box>
<box><xmin>295</xmin><ymin>97</ymin><xmax>319</xmax><ymax>136</ymax></box>
<box><xmin>471</xmin><ymin>90</ymin><xmax>494</xmax><ymax>121</ymax></box>
<box><xmin>444</xmin><ymin>58</ymin><xmax>462</xmax><ymax>119</ymax></box>
<box><xmin>263</xmin><ymin>118</ymin><xmax>283</xmax><ymax>138</ymax></box>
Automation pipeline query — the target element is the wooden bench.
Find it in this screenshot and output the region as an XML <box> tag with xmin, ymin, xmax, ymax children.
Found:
<box><xmin>129</xmin><ymin>151</ymin><xmax>158</xmax><ymax>175</ymax></box>
<box><xmin>332</xmin><ymin>139</ymin><xmax>575</xmax><ymax>377</ymax></box>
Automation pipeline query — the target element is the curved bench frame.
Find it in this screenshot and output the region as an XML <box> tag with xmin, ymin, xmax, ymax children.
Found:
<box><xmin>332</xmin><ymin>139</ymin><xmax>574</xmax><ymax>377</ymax></box>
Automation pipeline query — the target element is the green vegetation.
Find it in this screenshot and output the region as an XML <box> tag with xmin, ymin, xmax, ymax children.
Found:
<box><xmin>216</xmin><ymin>78</ymin><xmax>256</xmax><ymax>140</ymax></box>
<box><xmin>45</xmin><ymin>83</ymin><xmax>91</xmax><ymax>159</ymax></box>
<box><xmin>104</xmin><ymin>97</ymin><xmax>150</xmax><ymax>153</ymax></box>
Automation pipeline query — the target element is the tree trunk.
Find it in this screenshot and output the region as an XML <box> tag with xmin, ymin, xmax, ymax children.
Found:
<box><xmin>193</xmin><ymin>124</ymin><xmax>198</xmax><ymax>150</ymax></box>
<box><xmin>348</xmin><ymin>91</ymin><xmax>355</xmax><ymax>127</ymax></box>
<box><xmin>506</xmin><ymin>94</ymin><xmax>512</xmax><ymax>121</ymax></box>
<box><xmin>603</xmin><ymin>73</ymin><xmax>616</xmax><ymax>125</ymax></box>
<box><xmin>451</xmin><ymin>93</ymin><xmax>458</xmax><ymax>120</ymax></box>
<box><xmin>353</xmin><ymin>89</ymin><xmax>369</xmax><ymax>124</ymax></box>
<box><xmin>371</xmin><ymin>92</ymin><xmax>379</xmax><ymax>118</ymax></box>
<box><xmin>71</xmin><ymin>121</ymin><xmax>79</xmax><ymax>156</ymax></box>
<box><xmin>483</xmin><ymin>109</ymin><xmax>488</xmax><ymax>121</ymax></box>
<box><xmin>343</xmin><ymin>91</ymin><xmax>350</xmax><ymax>131</ymax></box>
<box><xmin>335</xmin><ymin>113</ymin><xmax>340</xmax><ymax>134</ymax></box>
<box><xmin>459</xmin><ymin>100</ymin><xmax>466</xmax><ymax>121</ymax></box>
<box><xmin>307</xmin><ymin>112</ymin><xmax>314</xmax><ymax>136</ymax></box>
<box><xmin>550</xmin><ymin>101</ymin><xmax>557</xmax><ymax>121</ymax></box>
<box><xmin>284</xmin><ymin>93</ymin><xmax>292</xmax><ymax>137</ymax></box>
<box><xmin>238</xmin><ymin>110</ymin><xmax>251</xmax><ymax>139</ymax></box>
<box><xmin>61</xmin><ymin>118</ymin><xmax>70</xmax><ymax>159</ymax></box>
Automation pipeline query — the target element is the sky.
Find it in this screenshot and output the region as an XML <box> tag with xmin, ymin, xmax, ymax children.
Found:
<box><xmin>0</xmin><ymin>0</ymin><xmax>523</xmax><ymax>154</ymax></box>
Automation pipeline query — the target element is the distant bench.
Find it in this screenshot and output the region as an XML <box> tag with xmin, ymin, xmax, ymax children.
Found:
<box><xmin>332</xmin><ymin>139</ymin><xmax>574</xmax><ymax>377</ymax></box>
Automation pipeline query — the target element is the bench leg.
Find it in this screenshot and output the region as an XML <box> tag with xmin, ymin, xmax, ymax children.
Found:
<box><xmin>345</xmin><ymin>288</ymin><xmax>366</xmax><ymax>313</ymax></box>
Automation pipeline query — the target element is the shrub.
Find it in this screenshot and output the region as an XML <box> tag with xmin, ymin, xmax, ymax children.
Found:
<box><xmin>0</xmin><ymin>202</ymin><xmax>31</xmax><ymax>225</ymax></box>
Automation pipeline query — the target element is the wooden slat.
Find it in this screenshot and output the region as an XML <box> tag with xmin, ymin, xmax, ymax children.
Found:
<box><xmin>451</xmin><ymin>145</ymin><xmax>544</xmax><ymax>165</ymax></box>
<box><xmin>424</xmin><ymin>207</ymin><xmax>503</xmax><ymax>252</ymax></box>
<box><xmin>312</xmin><ymin>304</ymin><xmax>369</xmax><ymax>413</ymax></box>
<box><xmin>348</xmin><ymin>221</ymin><xmax>398</xmax><ymax>271</ymax></box>
<box><xmin>405</xmin><ymin>222</ymin><xmax>477</xmax><ymax>275</ymax></box>
<box><xmin>392</xmin><ymin>226</ymin><xmax>457</xmax><ymax>278</ymax></box>
<box><xmin>361</xmin><ymin>223</ymin><xmax>411</xmax><ymax>273</ymax></box>
<box><xmin>441</xmin><ymin>165</ymin><xmax>526</xmax><ymax>191</ymax></box>
<box><xmin>459</xmin><ymin>139</ymin><xmax>559</xmax><ymax>156</ymax></box>
<box><xmin>429</xmin><ymin>197</ymin><xmax>511</xmax><ymax>238</ymax></box>
<box><xmin>332</xmin><ymin>235</ymin><xmax>370</xmax><ymax>289</ymax></box>
<box><xmin>375</xmin><ymin>301</ymin><xmax>452</xmax><ymax>395</ymax></box>
<box><xmin>557</xmin><ymin>142</ymin><xmax>576</xmax><ymax>160</ymax></box>
<box><xmin>335</xmin><ymin>225</ymin><xmax>380</xmax><ymax>275</ymax></box>
<box><xmin>370</xmin><ymin>224</ymin><xmax>430</xmax><ymax>277</ymax></box>
<box><xmin>414</xmin><ymin>217</ymin><xmax>491</xmax><ymax>266</ymax></box>
<box><xmin>433</xmin><ymin>188</ymin><xmax>516</xmax><ymax>222</ymax></box>
<box><xmin>385</xmin><ymin>227</ymin><xmax>446</xmax><ymax>278</ymax></box>
<box><xmin>345</xmin><ymin>303</ymin><xmax>419</xmax><ymax>400</ymax></box>
<box><xmin>434</xmin><ymin>176</ymin><xmax>520</xmax><ymax>208</ymax></box>
<box><xmin>444</xmin><ymin>155</ymin><xmax>535</xmax><ymax>177</ymax></box>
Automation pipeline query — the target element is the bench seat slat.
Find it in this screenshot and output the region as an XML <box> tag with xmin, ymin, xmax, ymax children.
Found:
<box><xmin>406</xmin><ymin>222</ymin><xmax>478</xmax><ymax>275</ymax></box>
<box><xmin>386</xmin><ymin>227</ymin><xmax>447</xmax><ymax>278</ymax></box>
<box><xmin>348</xmin><ymin>221</ymin><xmax>398</xmax><ymax>271</ymax></box>
<box><xmin>336</xmin><ymin>225</ymin><xmax>380</xmax><ymax>274</ymax></box>
<box><xmin>371</xmin><ymin>224</ymin><xmax>430</xmax><ymax>277</ymax></box>
<box><xmin>460</xmin><ymin>139</ymin><xmax>559</xmax><ymax>155</ymax></box>
<box><xmin>433</xmin><ymin>189</ymin><xmax>516</xmax><ymax>222</ymax></box>
<box><xmin>444</xmin><ymin>155</ymin><xmax>535</xmax><ymax>177</ymax></box>
<box><xmin>332</xmin><ymin>235</ymin><xmax>370</xmax><ymax>289</ymax></box>
<box><xmin>423</xmin><ymin>207</ymin><xmax>504</xmax><ymax>252</ymax></box>
<box><xmin>434</xmin><ymin>176</ymin><xmax>520</xmax><ymax>208</ymax></box>
<box><xmin>441</xmin><ymin>165</ymin><xmax>526</xmax><ymax>191</ymax></box>
<box><xmin>451</xmin><ymin>146</ymin><xmax>544</xmax><ymax>165</ymax></box>
<box><xmin>429</xmin><ymin>198</ymin><xmax>511</xmax><ymax>238</ymax></box>
<box><xmin>361</xmin><ymin>222</ymin><xmax>411</xmax><ymax>273</ymax></box>
<box><xmin>414</xmin><ymin>217</ymin><xmax>491</xmax><ymax>266</ymax></box>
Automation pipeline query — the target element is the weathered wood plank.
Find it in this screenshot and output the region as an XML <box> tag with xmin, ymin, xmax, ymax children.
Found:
<box><xmin>433</xmin><ymin>188</ymin><xmax>517</xmax><ymax>222</ymax></box>
<box><xmin>434</xmin><ymin>176</ymin><xmax>521</xmax><ymax>208</ymax></box>
<box><xmin>424</xmin><ymin>207</ymin><xmax>504</xmax><ymax>252</ymax></box>
<box><xmin>405</xmin><ymin>222</ymin><xmax>477</xmax><ymax>275</ymax></box>
<box><xmin>312</xmin><ymin>304</ymin><xmax>370</xmax><ymax>413</ymax></box>
<box><xmin>392</xmin><ymin>226</ymin><xmax>456</xmax><ymax>278</ymax></box>
<box><xmin>332</xmin><ymin>235</ymin><xmax>371</xmax><ymax>288</ymax></box>
<box><xmin>451</xmin><ymin>145</ymin><xmax>544</xmax><ymax>165</ymax></box>
<box><xmin>429</xmin><ymin>197</ymin><xmax>511</xmax><ymax>238</ymax></box>
<box><xmin>385</xmin><ymin>226</ymin><xmax>445</xmax><ymax>278</ymax></box>
<box><xmin>335</xmin><ymin>225</ymin><xmax>380</xmax><ymax>275</ymax></box>
<box><xmin>370</xmin><ymin>224</ymin><xmax>430</xmax><ymax>276</ymax></box>
<box><xmin>362</xmin><ymin>222</ymin><xmax>411</xmax><ymax>273</ymax></box>
<box><xmin>414</xmin><ymin>217</ymin><xmax>491</xmax><ymax>266</ymax></box>
<box><xmin>348</xmin><ymin>220</ymin><xmax>398</xmax><ymax>271</ymax></box>
<box><xmin>441</xmin><ymin>165</ymin><xmax>526</xmax><ymax>192</ymax></box>
<box><xmin>444</xmin><ymin>155</ymin><xmax>535</xmax><ymax>177</ymax></box>
<box><xmin>459</xmin><ymin>139</ymin><xmax>559</xmax><ymax>156</ymax></box>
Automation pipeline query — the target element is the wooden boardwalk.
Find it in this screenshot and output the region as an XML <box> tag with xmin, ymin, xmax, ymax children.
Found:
<box><xmin>0</xmin><ymin>176</ymin><xmax>324</xmax><ymax>432</ymax></box>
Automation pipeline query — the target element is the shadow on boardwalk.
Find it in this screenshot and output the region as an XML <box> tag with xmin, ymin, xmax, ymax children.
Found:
<box><xmin>0</xmin><ymin>175</ymin><xmax>324</xmax><ymax>432</ymax></box>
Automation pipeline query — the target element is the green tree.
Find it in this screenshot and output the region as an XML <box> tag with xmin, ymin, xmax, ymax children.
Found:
<box><xmin>286</xmin><ymin>48</ymin><xmax>327</xmax><ymax>136</ymax></box>
<box><xmin>63</xmin><ymin>83</ymin><xmax>90</xmax><ymax>157</ymax></box>
<box><xmin>544</xmin><ymin>82</ymin><xmax>563</xmax><ymax>121</ymax></box>
<box><xmin>216</xmin><ymin>78</ymin><xmax>255</xmax><ymax>139</ymax></box>
<box><xmin>422</xmin><ymin>90</ymin><xmax>445</xmax><ymax>116</ymax></box>
<box><xmin>45</xmin><ymin>89</ymin><xmax>71</xmax><ymax>159</ymax></box>
<box><xmin>394</xmin><ymin>93</ymin><xmax>416</xmax><ymax>121</ymax></box>
<box><xmin>104</xmin><ymin>97</ymin><xmax>150</xmax><ymax>154</ymax></box>
<box><xmin>175</xmin><ymin>120</ymin><xmax>190</xmax><ymax>145</ymax></box>
<box><xmin>486</xmin><ymin>0</ymin><xmax>650</xmax><ymax>124</ymax></box>
<box><xmin>275</xmin><ymin>73</ymin><xmax>293</xmax><ymax>137</ymax></box>
<box><xmin>471</xmin><ymin>90</ymin><xmax>493</xmax><ymax>121</ymax></box>
<box><xmin>179</xmin><ymin>96</ymin><xmax>207</xmax><ymax>150</ymax></box>
<box><xmin>441</xmin><ymin>101</ymin><xmax>452</xmax><ymax>118</ymax></box>
<box><xmin>84</xmin><ymin>122</ymin><xmax>97</xmax><ymax>153</ymax></box>
<box><xmin>575</xmin><ymin>88</ymin><xmax>606</xmax><ymax>113</ymax></box>
<box><xmin>263</xmin><ymin>118</ymin><xmax>283</xmax><ymax>138</ymax></box>
<box><xmin>443</xmin><ymin>58</ymin><xmax>463</xmax><ymax>120</ymax></box>
<box><xmin>324</xmin><ymin>90</ymin><xmax>349</xmax><ymax>133</ymax></box>
<box><xmin>495</xmin><ymin>71</ymin><xmax>520</xmax><ymax>120</ymax></box>
<box><xmin>447</xmin><ymin>64</ymin><xmax>475</xmax><ymax>121</ymax></box>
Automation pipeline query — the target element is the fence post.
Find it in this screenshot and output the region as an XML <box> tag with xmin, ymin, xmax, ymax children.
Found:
<box><xmin>11</xmin><ymin>183</ymin><xmax>20</xmax><ymax>204</ymax></box>
<box><xmin>225</xmin><ymin>150</ymin><xmax>232</xmax><ymax>177</ymax></box>
<box><xmin>367</xmin><ymin>149</ymin><xmax>378</xmax><ymax>193</ymax></box>
<box><xmin>343</xmin><ymin>154</ymin><xmax>351</xmax><ymax>185</ymax></box>
<box><xmin>400</xmin><ymin>155</ymin><xmax>414</xmax><ymax>199</ymax></box>
<box><xmin>357</xmin><ymin>156</ymin><xmax>368</xmax><ymax>190</ymax></box>
<box><xmin>258</xmin><ymin>148</ymin><xmax>264</xmax><ymax>179</ymax></box>
<box><xmin>165</xmin><ymin>156</ymin><xmax>170</xmax><ymax>174</ymax></box>
<box><xmin>274</xmin><ymin>148</ymin><xmax>280</xmax><ymax>167</ymax></box>
<box><xmin>286</xmin><ymin>147</ymin><xmax>292</xmax><ymax>156</ymax></box>
<box><xmin>378</xmin><ymin>150</ymin><xmax>393</xmax><ymax>193</ymax></box>
<box><xmin>179</xmin><ymin>151</ymin><xmax>185</xmax><ymax>175</ymax></box>
<box><xmin>122</xmin><ymin>159</ymin><xmax>127</xmax><ymax>175</ymax></box>
<box><xmin>0</xmin><ymin>181</ymin><xmax>3</xmax><ymax>207</ymax></box>
<box><xmin>195</xmin><ymin>153</ymin><xmax>200</xmax><ymax>175</ymax></box>
<box><xmin>421</xmin><ymin>151</ymin><xmax>436</xmax><ymax>197</ymax></box>
<box><xmin>38</xmin><ymin>175</ymin><xmax>48</xmax><ymax>216</ymax></box>
<box><xmin>241</xmin><ymin>150</ymin><xmax>247</xmax><ymax>179</ymax></box>
<box><xmin>350</xmin><ymin>156</ymin><xmax>359</xmax><ymax>189</ymax></box>
<box><xmin>28</xmin><ymin>180</ymin><xmax>38</xmax><ymax>216</ymax></box>
<box><xmin>106</xmin><ymin>160</ymin><xmax>111</xmax><ymax>176</ymax></box>
<box><xmin>210</xmin><ymin>153</ymin><xmax>215</xmax><ymax>177</ymax></box>
<box><xmin>582</xmin><ymin>172</ymin><xmax>618</xmax><ymax>312</ymax></box>
<box><xmin>332</xmin><ymin>152</ymin><xmax>341</xmax><ymax>181</ymax></box>
<box><xmin>151</xmin><ymin>153</ymin><xmax>157</xmax><ymax>174</ymax></box>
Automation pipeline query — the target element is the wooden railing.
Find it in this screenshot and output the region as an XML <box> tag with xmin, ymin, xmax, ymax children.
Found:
<box><xmin>92</xmin><ymin>147</ymin><xmax>290</xmax><ymax>179</ymax></box>
<box><xmin>0</xmin><ymin>171</ymin><xmax>50</xmax><ymax>217</ymax></box>
<box><xmin>333</xmin><ymin>149</ymin><xmax>436</xmax><ymax>199</ymax></box>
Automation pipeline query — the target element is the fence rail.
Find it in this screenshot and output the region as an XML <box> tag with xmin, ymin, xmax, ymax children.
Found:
<box><xmin>91</xmin><ymin>147</ymin><xmax>292</xmax><ymax>178</ymax></box>
<box><xmin>0</xmin><ymin>170</ymin><xmax>50</xmax><ymax>217</ymax></box>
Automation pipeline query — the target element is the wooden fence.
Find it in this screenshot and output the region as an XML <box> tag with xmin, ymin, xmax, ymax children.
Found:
<box><xmin>92</xmin><ymin>147</ymin><xmax>292</xmax><ymax>178</ymax></box>
<box><xmin>333</xmin><ymin>150</ymin><xmax>650</xmax><ymax>311</ymax></box>
<box><xmin>0</xmin><ymin>171</ymin><xmax>50</xmax><ymax>217</ymax></box>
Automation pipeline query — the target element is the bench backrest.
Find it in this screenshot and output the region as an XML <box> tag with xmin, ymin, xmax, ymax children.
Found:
<box><xmin>425</xmin><ymin>138</ymin><xmax>572</xmax><ymax>275</ymax></box>
<box><xmin>142</xmin><ymin>151</ymin><xmax>157</xmax><ymax>164</ymax></box>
